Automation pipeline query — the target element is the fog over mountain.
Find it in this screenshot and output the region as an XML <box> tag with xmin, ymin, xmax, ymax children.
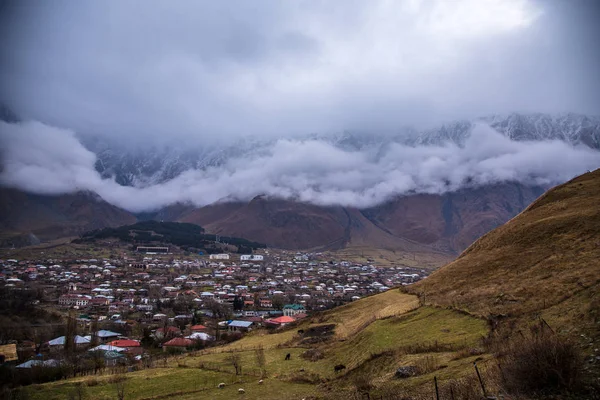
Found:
<box><xmin>1</xmin><ymin>115</ymin><xmax>599</xmax><ymax>212</ymax></box>
<box><xmin>1</xmin><ymin>1</ymin><xmax>599</xmax><ymax>212</ymax></box>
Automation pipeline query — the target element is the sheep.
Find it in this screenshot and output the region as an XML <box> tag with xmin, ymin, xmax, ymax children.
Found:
<box><xmin>258</xmin><ymin>379</ymin><xmax>264</xmax><ymax>384</ymax></box>
<box><xmin>238</xmin><ymin>388</ymin><xmax>245</xmax><ymax>394</ymax></box>
<box><xmin>218</xmin><ymin>382</ymin><xmax>225</xmax><ymax>388</ymax></box>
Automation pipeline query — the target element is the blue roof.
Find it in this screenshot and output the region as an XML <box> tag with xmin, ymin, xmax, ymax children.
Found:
<box><xmin>96</xmin><ymin>330</ymin><xmax>120</xmax><ymax>338</ymax></box>
<box><xmin>228</xmin><ymin>320</ymin><xmax>253</xmax><ymax>328</ymax></box>
<box><xmin>48</xmin><ymin>335</ymin><xmax>90</xmax><ymax>346</ymax></box>
<box><xmin>16</xmin><ymin>359</ymin><xmax>60</xmax><ymax>369</ymax></box>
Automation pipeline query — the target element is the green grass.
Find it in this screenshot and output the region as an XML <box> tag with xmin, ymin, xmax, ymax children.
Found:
<box><xmin>25</xmin><ymin>368</ymin><xmax>316</xmax><ymax>400</ymax></box>
<box><xmin>27</xmin><ymin>292</ymin><xmax>489</xmax><ymax>399</ymax></box>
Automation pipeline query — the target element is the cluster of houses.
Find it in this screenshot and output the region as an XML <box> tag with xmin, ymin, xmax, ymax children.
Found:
<box><xmin>0</xmin><ymin>251</ymin><xmax>429</xmax><ymax>367</ymax></box>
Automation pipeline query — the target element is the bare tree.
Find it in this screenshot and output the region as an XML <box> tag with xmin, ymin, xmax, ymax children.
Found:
<box><xmin>227</xmin><ymin>353</ymin><xmax>242</xmax><ymax>375</ymax></box>
<box><xmin>114</xmin><ymin>375</ymin><xmax>127</xmax><ymax>400</ymax></box>
<box><xmin>255</xmin><ymin>345</ymin><xmax>267</xmax><ymax>378</ymax></box>
<box><xmin>64</xmin><ymin>312</ymin><xmax>77</xmax><ymax>358</ymax></box>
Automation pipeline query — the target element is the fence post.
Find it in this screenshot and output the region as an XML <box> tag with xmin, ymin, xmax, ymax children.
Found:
<box><xmin>434</xmin><ymin>376</ymin><xmax>440</xmax><ymax>400</ymax></box>
<box><xmin>474</xmin><ymin>362</ymin><xmax>487</xmax><ymax>397</ymax></box>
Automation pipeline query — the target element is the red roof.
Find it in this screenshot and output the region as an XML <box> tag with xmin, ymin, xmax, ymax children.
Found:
<box><xmin>156</xmin><ymin>326</ymin><xmax>180</xmax><ymax>334</ymax></box>
<box><xmin>190</xmin><ymin>325</ymin><xmax>207</xmax><ymax>331</ymax></box>
<box><xmin>270</xmin><ymin>316</ymin><xmax>296</xmax><ymax>324</ymax></box>
<box><xmin>110</xmin><ymin>339</ymin><xmax>141</xmax><ymax>347</ymax></box>
<box><xmin>163</xmin><ymin>338</ymin><xmax>194</xmax><ymax>347</ymax></box>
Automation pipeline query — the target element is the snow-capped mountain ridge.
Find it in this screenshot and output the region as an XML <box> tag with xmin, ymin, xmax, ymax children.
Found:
<box><xmin>86</xmin><ymin>112</ymin><xmax>600</xmax><ymax>187</ymax></box>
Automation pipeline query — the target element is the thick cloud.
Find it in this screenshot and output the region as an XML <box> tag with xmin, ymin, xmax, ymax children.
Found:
<box><xmin>1</xmin><ymin>120</ymin><xmax>598</xmax><ymax>212</ymax></box>
<box><xmin>1</xmin><ymin>0</ymin><xmax>599</xmax><ymax>143</ymax></box>
<box><xmin>1</xmin><ymin>1</ymin><xmax>599</xmax><ymax>211</ymax></box>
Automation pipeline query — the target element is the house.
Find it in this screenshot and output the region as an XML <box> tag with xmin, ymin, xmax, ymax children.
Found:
<box><xmin>48</xmin><ymin>335</ymin><xmax>90</xmax><ymax>350</ymax></box>
<box><xmin>109</xmin><ymin>339</ymin><xmax>143</xmax><ymax>355</ymax></box>
<box><xmin>240</xmin><ymin>255</ymin><xmax>264</xmax><ymax>261</ymax></box>
<box><xmin>88</xmin><ymin>344</ymin><xmax>126</xmax><ymax>353</ymax></box>
<box><xmin>58</xmin><ymin>294</ymin><xmax>91</xmax><ymax>308</ymax></box>
<box><xmin>102</xmin><ymin>350</ymin><xmax>126</xmax><ymax>366</ymax></box>
<box><xmin>186</xmin><ymin>332</ymin><xmax>214</xmax><ymax>341</ymax></box>
<box><xmin>283</xmin><ymin>304</ymin><xmax>306</xmax><ymax>317</ymax></box>
<box><xmin>16</xmin><ymin>359</ymin><xmax>60</xmax><ymax>369</ymax></box>
<box><xmin>259</xmin><ymin>298</ymin><xmax>273</xmax><ymax>308</ymax></box>
<box><xmin>0</xmin><ymin>344</ymin><xmax>17</xmax><ymax>363</ymax></box>
<box><xmin>209</xmin><ymin>254</ymin><xmax>230</xmax><ymax>260</ymax></box>
<box><xmin>227</xmin><ymin>320</ymin><xmax>253</xmax><ymax>332</ymax></box>
<box><xmin>265</xmin><ymin>315</ymin><xmax>295</xmax><ymax>327</ymax></box>
<box><xmin>190</xmin><ymin>324</ymin><xmax>207</xmax><ymax>332</ymax></box>
<box><xmin>162</xmin><ymin>337</ymin><xmax>194</xmax><ymax>352</ymax></box>
<box><xmin>94</xmin><ymin>330</ymin><xmax>121</xmax><ymax>343</ymax></box>
<box><xmin>155</xmin><ymin>326</ymin><xmax>180</xmax><ymax>339</ymax></box>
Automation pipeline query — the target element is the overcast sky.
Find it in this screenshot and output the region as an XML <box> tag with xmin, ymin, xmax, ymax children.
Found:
<box><xmin>1</xmin><ymin>1</ymin><xmax>600</xmax><ymax>212</ymax></box>
<box><xmin>1</xmin><ymin>0</ymin><xmax>599</xmax><ymax>143</ymax></box>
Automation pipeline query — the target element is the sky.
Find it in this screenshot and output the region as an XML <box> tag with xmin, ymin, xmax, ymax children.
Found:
<box><xmin>0</xmin><ymin>0</ymin><xmax>599</xmax><ymax>212</ymax></box>
<box><xmin>1</xmin><ymin>0</ymin><xmax>599</xmax><ymax>142</ymax></box>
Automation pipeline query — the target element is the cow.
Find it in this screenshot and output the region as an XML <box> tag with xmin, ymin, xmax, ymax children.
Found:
<box><xmin>285</xmin><ymin>353</ymin><xmax>291</xmax><ymax>360</ymax></box>
<box><xmin>334</xmin><ymin>364</ymin><xmax>346</xmax><ymax>373</ymax></box>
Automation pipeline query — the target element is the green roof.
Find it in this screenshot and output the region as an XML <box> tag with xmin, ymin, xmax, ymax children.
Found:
<box><xmin>283</xmin><ymin>304</ymin><xmax>305</xmax><ymax>310</ymax></box>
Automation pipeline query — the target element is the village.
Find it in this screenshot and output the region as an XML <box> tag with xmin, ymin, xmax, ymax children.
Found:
<box><xmin>0</xmin><ymin>247</ymin><xmax>429</xmax><ymax>379</ymax></box>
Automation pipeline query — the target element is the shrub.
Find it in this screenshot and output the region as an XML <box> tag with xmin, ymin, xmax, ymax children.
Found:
<box><xmin>414</xmin><ymin>355</ymin><xmax>439</xmax><ymax>375</ymax></box>
<box><xmin>300</xmin><ymin>348</ymin><xmax>325</xmax><ymax>362</ymax></box>
<box><xmin>85</xmin><ymin>377</ymin><xmax>99</xmax><ymax>387</ymax></box>
<box><xmin>499</xmin><ymin>327</ymin><xmax>582</xmax><ymax>395</ymax></box>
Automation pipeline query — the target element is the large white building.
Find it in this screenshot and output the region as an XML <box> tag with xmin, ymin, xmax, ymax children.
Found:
<box><xmin>209</xmin><ymin>253</ymin><xmax>230</xmax><ymax>260</ymax></box>
<box><xmin>240</xmin><ymin>254</ymin><xmax>264</xmax><ymax>261</ymax></box>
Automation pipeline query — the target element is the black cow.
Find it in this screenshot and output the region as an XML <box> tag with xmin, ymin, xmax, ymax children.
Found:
<box><xmin>334</xmin><ymin>364</ymin><xmax>346</xmax><ymax>373</ymax></box>
<box><xmin>285</xmin><ymin>353</ymin><xmax>291</xmax><ymax>360</ymax></box>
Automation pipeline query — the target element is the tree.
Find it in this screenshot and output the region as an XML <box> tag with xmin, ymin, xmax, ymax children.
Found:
<box><xmin>271</xmin><ymin>295</ymin><xmax>286</xmax><ymax>311</ymax></box>
<box><xmin>227</xmin><ymin>353</ymin><xmax>242</xmax><ymax>375</ymax></box>
<box><xmin>205</xmin><ymin>299</ymin><xmax>231</xmax><ymax>341</ymax></box>
<box><xmin>233</xmin><ymin>296</ymin><xmax>244</xmax><ymax>312</ymax></box>
<box><xmin>255</xmin><ymin>345</ymin><xmax>267</xmax><ymax>378</ymax></box>
<box><xmin>90</xmin><ymin>318</ymin><xmax>99</xmax><ymax>347</ymax></box>
<box><xmin>64</xmin><ymin>312</ymin><xmax>77</xmax><ymax>358</ymax></box>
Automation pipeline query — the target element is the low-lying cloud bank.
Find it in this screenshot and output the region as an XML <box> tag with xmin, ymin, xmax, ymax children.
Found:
<box><xmin>1</xmin><ymin>120</ymin><xmax>599</xmax><ymax>212</ymax></box>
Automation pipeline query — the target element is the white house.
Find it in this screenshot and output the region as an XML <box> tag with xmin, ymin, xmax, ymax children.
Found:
<box><xmin>209</xmin><ymin>254</ymin><xmax>230</xmax><ymax>260</ymax></box>
<box><xmin>240</xmin><ymin>254</ymin><xmax>264</xmax><ymax>261</ymax></box>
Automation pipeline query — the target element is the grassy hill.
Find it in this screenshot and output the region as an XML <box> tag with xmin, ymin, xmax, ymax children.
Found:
<box><xmin>17</xmin><ymin>171</ymin><xmax>600</xmax><ymax>399</ymax></box>
<box><xmin>409</xmin><ymin>169</ymin><xmax>600</xmax><ymax>340</ymax></box>
<box><xmin>23</xmin><ymin>290</ymin><xmax>490</xmax><ymax>399</ymax></box>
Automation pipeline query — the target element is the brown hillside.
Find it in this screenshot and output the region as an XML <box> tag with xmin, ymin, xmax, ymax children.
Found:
<box><xmin>0</xmin><ymin>188</ymin><xmax>136</xmax><ymax>243</ymax></box>
<box><xmin>181</xmin><ymin>196</ymin><xmax>350</xmax><ymax>250</ymax></box>
<box><xmin>178</xmin><ymin>183</ymin><xmax>544</xmax><ymax>254</ymax></box>
<box><xmin>362</xmin><ymin>182</ymin><xmax>545</xmax><ymax>253</ymax></box>
<box><xmin>409</xmin><ymin>170</ymin><xmax>600</xmax><ymax>332</ymax></box>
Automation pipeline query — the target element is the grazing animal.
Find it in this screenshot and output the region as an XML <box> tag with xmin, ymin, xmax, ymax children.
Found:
<box><xmin>285</xmin><ymin>353</ymin><xmax>291</xmax><ymax>360</ymax></box>
<box><xmin>218</xmin><ymin>382</ymin><xmax>225</xmax><ymax>388</ymax></box>
<box><xmin>238</xmin><ymin>388</ymin><xmax>245</xmax><ymax>394</ymax></box>
<box><xmin>334</xmin><ymin>364</ymin><xmax>346</xmax><ymax>373</ymax></box>
<box><xmin>258</xmin><ymin>379</ymin><xmax>263</xmax><ymax>385</ymax></box>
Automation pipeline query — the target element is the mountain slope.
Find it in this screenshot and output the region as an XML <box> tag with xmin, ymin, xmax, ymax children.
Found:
<box><xmin>0</xmin><ymin>188</ymin><xmax>136</xmax><ymax>244</ymax></box>
<box><xmin>409</xmin><ymin>169</ymin><xmax>600</xmax><ymax>331</ymax></box>
<box><xmin>180</xmin><ymin>196</ymin><xmax>350</xmax><ymax>250</ymax></box>
<box><xmin>178</xmin><ymin>183</ymin><xmax>545</xmax><ymax>254</ymax></box>
<box><xmin>362</xmin><ymin>183</ymin><xmax>546</xmax><ymax>252</ymax></box>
